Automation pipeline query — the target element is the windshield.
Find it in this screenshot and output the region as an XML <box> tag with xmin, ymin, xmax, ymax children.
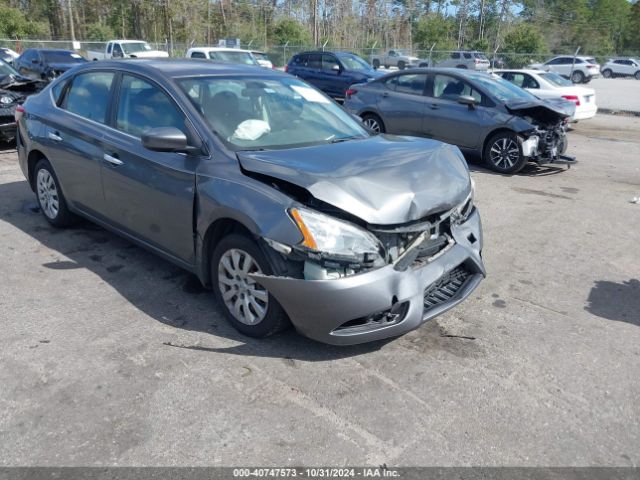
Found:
<box><xmin>252</xmin><ymin>52</ymin><xmax>268</xmax><ymax>61</ymax></box>
<box><xmin>475</xmin><ymin>73</ymin><xmax>538</xmax><ymax>102</ymax></box>
<box><xmin>41</xmin><ymin>51</ymin><xmax>86</xmax><ymax>63</ymax></box>
<box><xmin>178</xmin><ymin>76</ymin><xmax>368</xmax><ymax>151</ymax></box>
<box><xmin>122</xmin><ymin>42</ymin><xmax>152</xmax><ymax>54</ymax></box>
<box><xmin>337</xmin><ymin>54</ymin><xmax>372</xmax><ymax>71</ymax></box>
<box><xmin>210</xmin><ymin>51</ymin><xmax>257</xmax><ymax>65</ymax></box>
<box><xmin>0</xmin><ymin>60</ymin><xmax>20</xmax><ymax>77</ymax></box>
<box><xmin>538</xmin><ymin>72</ymin><xmax>572</xmax><ymax>87</ymax></box>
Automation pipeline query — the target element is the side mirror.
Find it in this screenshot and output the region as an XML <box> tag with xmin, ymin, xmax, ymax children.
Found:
<box><xmin>141</xmin><ymin>127</ymin><xmax>189</xmax><ymax>152</ymax></box>
<box><xmin>331</xmin><ymin>64</ymin><xmax>341</xmax><ymax>73</ymax></box>
<box><xmin>457</xmin><ymin>95</ymin><xmax>477</xmax><ymax>109</ymax></box>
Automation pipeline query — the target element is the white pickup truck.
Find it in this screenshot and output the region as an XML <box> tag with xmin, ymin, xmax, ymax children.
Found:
<box><xmin>369</xmin><ymin>50</ymin><xmax>429</xmax><ymax>70</ymax></box>
<box><xmin>87</xmin><ymin>40</ymin><xmax>169</xmax><ymax>61</ymax></box>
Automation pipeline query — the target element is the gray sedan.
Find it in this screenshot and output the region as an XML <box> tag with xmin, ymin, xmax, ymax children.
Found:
<box><xmin>344</xmin><ymin>68</ymin><xmax>576</xmax><ymax>174</ymax></box>
<box><xmin>16</xmin><ymin>60</ymin><xmax>484</xmax><ymax>345</ymax></box>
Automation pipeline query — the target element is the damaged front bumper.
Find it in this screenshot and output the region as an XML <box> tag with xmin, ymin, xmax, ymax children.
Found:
<box><xmin>253</xmin><ymin>209</ymin><xmax>485</xmax><ymax>345</ymax></box>
<box><xmin>520</xmin><ymin>132</ymin><xmax>577</xmax><ymax>167</ymax></box>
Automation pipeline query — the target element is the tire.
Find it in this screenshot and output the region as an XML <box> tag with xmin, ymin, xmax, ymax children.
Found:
<box><xmin>361</xmin><ymin>113</ymin><xmax>385</xmax><ymax>134</ymax></box>
<box><xmin>483</xmin><ymin>131</ymin><xmax>527</xmax><ymax>174</ymax></box>
<box><xmin>602</xmin><ymin>68</ymin><xmax>612</xmax><ymax>78</ymax></box>
<box><xmin>398</xmin><ymin>61</ymin><xmax>406</xmax><ymax>70</ymax></box>
<box><xmin>571</xmin><ymin>70</ymin><xmax>585</xmax><ymax>83</ymax></box>
<box><xmin>372</xmin><ymin>59</ymin><xmax>380</xmax><ymax>69</ymax></box>
<box><xmin>211</xmin><ymin>233</ymin><xmax>289</xmax><ymax>338</ymax></box>
<box><xmin>456</xmin><ymin>64</ymin><xmax>468</xmax><ymax>69</ymax></box>
<box><xmin>34</xmin><ymin>159</ymin><xmax>77</xmax><ymax>227</ymax></box>
<box><xmin>384</xmin><ymin>64</ymin><xmax>389</xmax><ymax>69</ymax></box>
<box><xmin>635</xmin><ymin>71</ymin><xmax>640</xmax><ymax>80</ymax></box>
<box><xmin>558</xmin><ymin>134</ymin><xmax>568</xmax><ymax>155</ymax></box>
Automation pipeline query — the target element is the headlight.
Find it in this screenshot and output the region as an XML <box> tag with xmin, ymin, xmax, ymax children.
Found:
<box><xmin>0</xmin><ymin>96</ymin><xmax>13</xmax><ymax>105</ymax></box>
<box><xmin>451</xmin><ymin>179</ymin><xmax>475</xmax><ymax>224</ymax></box>
<box><xmin>290</xmin><ymin>207</ymin><xmax>382</xmax><ymax>260</ymax></box>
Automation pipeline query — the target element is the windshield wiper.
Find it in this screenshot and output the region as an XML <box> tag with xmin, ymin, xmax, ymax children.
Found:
<box><xmin>328</xmin><ymin>135</ymin><xmax>363</xmax><ymax>144</ymax></box>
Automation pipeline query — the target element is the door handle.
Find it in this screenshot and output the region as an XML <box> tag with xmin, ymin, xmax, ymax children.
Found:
<box><xmin>48</xmin><ymin>132</ymin><xmax>62</xmax><ymax>142</ymax></box>
<box><xmin>103</xmin><ymin>153</ymin><xmax>123</xmax><ymax>166</ymax></box>
<box><xmin>429</xmin><ymin>104</ymin><xmax>439</xmax><ymax>110</ymax></box>
<box><xmin>381</xmin><ymin>92</ymin><xmax>389</xmax><ymax>98</ymax></box>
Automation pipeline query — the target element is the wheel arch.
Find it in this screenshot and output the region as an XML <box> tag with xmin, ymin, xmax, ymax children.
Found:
<box><xmin>481</xmin><ymin>127</ymin><xmax>519</xmax><ymax>158</ymax></box>
<box><xmin>27</xmin><ymin>149</ymin><xmax>48</xmax><ymax>192</ymax></box>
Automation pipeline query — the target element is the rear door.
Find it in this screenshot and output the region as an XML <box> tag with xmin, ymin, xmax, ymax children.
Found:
<box><xmin>100</xmin><ymin>73</ymin><xmax>202</xmax><ymax>263</ymax></box>
<box><xmin>422</xmin><ymin>73</ymin><xmax>488</xmax><ymax>149</ymax></box>
<box><xmin>376</xmin><ymin>73</ymin><xmax>428</xmax><ymax>135</ymax></box>
<box><xmin>44</xmin><ymin>70</ymin><xmax>116</xmax><ymax>216</ymax></box>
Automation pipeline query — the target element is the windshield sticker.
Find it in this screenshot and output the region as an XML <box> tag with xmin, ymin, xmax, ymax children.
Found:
<box><xmin>70</xmin><ymin>53</ymin><xmax>83</xmax><ymax>58</ymax></box>
<box><xmin>291</xmin><ymin>85</ymin><xmax>330</xmax><ymax>104</ymax></box>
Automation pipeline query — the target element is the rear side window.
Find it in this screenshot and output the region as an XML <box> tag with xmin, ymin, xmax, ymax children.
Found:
<box><xmin>191</xmin><ymin>51</ymin><xmax>206</xmax><ymax>59</ymax></box>
<box><xmin>64</xmin><ymin>71</ymin><xmax>114</xmax><ymax>123</ymax></box>
<box><xmin>116</xmin><ymin>74</ymin><xmax>187</xmax><ymax>138</ymax></box>
<box><xmin>451</xmin><ymin>52</ymin><xmax>460</xmax><ymax>59</ymax></box>
<box><xmin>292</xmin><ymin>54</ymin><xmax>306</xmax><ymax>65</ymax></box>
<box><xmin>307</xmin><ymin>54</ymin><xmax>321</xmax><ymax>69</ymax></box>
<box><xmin>394</xmin><ymin>74</ymin><xmax>427</xmax><ymax>95</ymax></box>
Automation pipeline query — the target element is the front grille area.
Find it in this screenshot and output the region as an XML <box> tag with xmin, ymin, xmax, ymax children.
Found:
<box><xmin>423</xmin><ymin>265</ymin><xmax>471</xmax><ymax>312</ymax></box>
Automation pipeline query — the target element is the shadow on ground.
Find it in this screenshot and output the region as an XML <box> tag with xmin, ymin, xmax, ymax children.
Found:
<box><xmin>1</xmin><ymin>179</ymin><xmax>396</xmax><ymax>362</ymax></box>
<box><xmin>585</xmin><ymin>279</ymin><xmax>640</xmax><ymax>326</ymax></box>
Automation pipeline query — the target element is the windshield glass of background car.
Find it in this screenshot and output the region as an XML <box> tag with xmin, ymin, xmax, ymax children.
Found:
<box><xmin>0</xmin><ymin>60</ymin><xmax>19</xmax><ymax>77</ymax></box>
<box><xmin>539</xmin><ymin>72</ymin><xmax>573</xmax><ymax>87</ymax></box>
<box><xmin>122</xmin><ymin>43</ymin><xmax>152</xmax><ymax>54</ymax></box>
<box><xmin>41</xmin><ymin>51</ymin><xmax>86</xmax><ymax>63</ymax></box>
<box><xmin>337</xmin><ymin>54</ymin><xmax>371</xmax><ymax>71</ymax></box>
<box><xmin>469</xmin><ymin>74</ymin><xmax>537</xmax><ymax>102</ymax></box>
<box><xmin>210</xmin><ymin>51</ymin><xmax>255</xmax><ymax>65</ymax></box>
<box><xmin>178</xmin><ymin>76</ymin><xmax>369</xmax><ymax>151</ymax></box>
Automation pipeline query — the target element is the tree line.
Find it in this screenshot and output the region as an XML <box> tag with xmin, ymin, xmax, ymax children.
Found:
<box><xmin>1</xmin><ymin>0</ymin><xmax>639</xmax><ymax>56</ymax></box>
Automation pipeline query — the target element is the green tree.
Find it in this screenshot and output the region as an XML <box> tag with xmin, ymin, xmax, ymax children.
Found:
<box><xmin>413</xmin><ymin>13</ymin><xmax>456</xmax><ymax>50</ymax></box>
<box><xmin>270</xmin><ymin>19</ymin><xmax>311</xmax><ymax>46</ymax></box>
<box><xmin>84</xmin><ymin>23</ymin><xmax>115</xmax><ymax>41</ymax></box>
<box><xmin>502</xmin><ymin>23</ymin><xmax>548</xmax><ymax>66</ymax></box>
<box><xmin>0</xmin><ymin>5</ymin><xmax>49</xmax><ymax>38</ymax></box>
<box><xmin>624</xmin><ymin>1</ymin><xmax>640</xmax><ymax>52</ymax></box>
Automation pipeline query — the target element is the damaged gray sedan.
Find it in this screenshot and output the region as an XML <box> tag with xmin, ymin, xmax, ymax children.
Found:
<box><xmin>17</xmin><ymin>60</ymin><xmax>484</xmax><ymax>345</ymax></box>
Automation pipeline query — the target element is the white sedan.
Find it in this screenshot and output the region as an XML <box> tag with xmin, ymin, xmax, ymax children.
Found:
<box><xmin>493</xmin><ymin>69</ymin><xmax>597</xmax><ymax>121</ymax></box>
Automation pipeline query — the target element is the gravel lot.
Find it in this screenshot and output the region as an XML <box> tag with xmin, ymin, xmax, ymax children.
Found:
<box><xmin>0</xmin><ymin>114</ymin><xmax>639</xmax><ymax>466</ymax></box>
<box><xmin>589</xmin><ymin>77</ymin><xmax>640</xmax><ymax>113</ymax></box>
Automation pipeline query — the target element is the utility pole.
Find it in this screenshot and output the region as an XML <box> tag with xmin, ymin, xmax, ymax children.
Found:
<box><xmin>67</xmin><ymin>0</ymin><xmax>76</xmax><ymax>41</ymax></box>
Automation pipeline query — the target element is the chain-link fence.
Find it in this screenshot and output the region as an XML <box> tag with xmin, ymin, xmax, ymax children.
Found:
<box><xmin>1</xmin><ymin>38</ymin><xmax>637</xmax><ymax>69</ymax></box>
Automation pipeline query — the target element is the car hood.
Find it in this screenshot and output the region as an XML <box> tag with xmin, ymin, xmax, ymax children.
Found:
<box><xmin>127</xmin><ymin>50</ymin><xmax>169</xmax><ymax>58</ymax></box>
<box><xmin>505</xmin><ymin>97</ymin><xmax>575</xmax><ymax>119</ymax></box>
<box><xmin>237</xmin><ymin>135</ymin><xmax>471</xmax><ymax>225</ymax></box>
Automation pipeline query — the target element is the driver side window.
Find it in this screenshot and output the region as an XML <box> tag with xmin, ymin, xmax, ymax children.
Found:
<box><xmin>432</xmin><ymin>74</ymin><xmax>483</xmax><ymax>103</ymax></box>
<box><xmin>322</xmin><ymin>54</ymin><xmax>339</xmax><ymax>72</ymax></box>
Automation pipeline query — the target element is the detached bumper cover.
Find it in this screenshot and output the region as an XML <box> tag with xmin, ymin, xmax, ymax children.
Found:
<box><xmin>253</xmin><ymin>210</ymin><xmax>484</xmax><ymax>345</ymax></box>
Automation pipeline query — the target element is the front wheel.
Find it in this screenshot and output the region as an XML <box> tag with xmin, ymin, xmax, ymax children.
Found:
<box><xmin>635</xmin><ymin>71</ymin><xmax>640</xmax><ymax>80</ymax></box>
<box><xmin>602</xmin><ymin>68</ymin><xmax>612</xmax><ymax>78</ymax></box>
<box><xmin>571</xmin><ymin>70</ymin><xmax>585</xmax><ymax>83</ymax></box>
<box><xmin>361</xmin><ymin>113</ymin><xmax>385</xmax><ymax>134</ymax></box>
<box><xmin>34</xmin><ymin>159</ymin><xmax>77</xmax><ymax>227</ymax></box>
<box><xmin>211</xmin><ymin>234</ymin><xmax>289</xmax><ymax>338</ymax></box>
<box><xmin>484</xmin><ymin>131</ymin><xmax>527</xmax><ymax>174</ymax></box>
<box><xmin>397</xmin><ymin>61</ymin><xmax>406</xmax><ymax>70</ymax></box>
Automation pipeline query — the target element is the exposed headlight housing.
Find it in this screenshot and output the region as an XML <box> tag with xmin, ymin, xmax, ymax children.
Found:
<box><xmin>0</xmin><ymin>96</ymin><xmax>13</xmax><ymax>105</ymax></box>
<box><xmin>451</xmin><ymin>179</ymin><xmax>475</xmax><ymax>225</ymax></box>
<box><xmin>289</xmin><ymin>207</ymin><xmax>382</xmax><ymax>262</ymax></box>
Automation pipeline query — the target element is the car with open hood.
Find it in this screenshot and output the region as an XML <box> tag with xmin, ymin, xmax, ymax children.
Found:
<box><xmin>16</xmin><ymin>60</ymin><xmax>484</xmax><ymax>345</ymax></box>
<box><xmin>0</xmin><ymin>59</ymin><xmax>46</xmax><ymax>143</ymax></box>
<box><xmin>344</xmin><ymin>68</ymin><xmax>576</xmax><ymax>174</ymax></box>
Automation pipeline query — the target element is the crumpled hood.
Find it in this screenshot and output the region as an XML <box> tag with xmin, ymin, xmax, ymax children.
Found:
<box><xmin>505</xmin><ymin>97</ymin><xmax>575</xmax><ymax>118</ymax></box>
<box><xmin>237</xmin><ymin>135</ymin><xmax>471</xmax><ymax>225</ymax></box>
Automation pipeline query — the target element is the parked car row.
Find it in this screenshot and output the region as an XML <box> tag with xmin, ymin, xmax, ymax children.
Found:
<box><xmin>601</xmin><ymin>58</ymin><xmax>640</xmax><ymax>79</ymax></box>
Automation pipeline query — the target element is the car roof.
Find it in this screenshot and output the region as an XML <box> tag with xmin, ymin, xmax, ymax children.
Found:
<box><xmin>30</xmin><ymin>49</ymin><xmax>76</xmax><ymax>53</ymax></box>
<box><xmin>493</xmin><ymin>69</ymin><xmax>550</xmax><ymax>75</ymax></box>
<box><xmin>71</xmin><ymin>58</ymin><xmax>283</xmax><ymax>78</ymax></box>
<box><xmin>111</xmin><ymin>39</ymin><xmax>149</xmax><ymax>43</ymax></box>
<box><xmin>189</xmin><ymin>47</ymin><xmax>250</xmax><ymax>53</ymax></box>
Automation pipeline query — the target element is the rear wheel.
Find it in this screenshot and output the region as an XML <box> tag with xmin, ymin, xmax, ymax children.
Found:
<box><xmin>571</xmin><ymin>70</ymin><xmax>585</xmax><ymax>83</ymax></box>
<box><xmin>602</xmin><ymin>68</ymin><xmax>612</xmax><ymax>78</ymax></box>
<box><xmin>211</xmin><ymin>234</ymin><xmax>289</xmax><ymax>338</ymax></box>
<box><xmin>398</xmin><ymin>61</ymin><xmax>406</xmax><ymax>70</ymax></box>
<box><xmin>484</xmin><ymin>131</ymin><xmax>526</xmax><ymax>174</ymax></box>
<box><xmin>635</xmin><ymin>71</ymin><xmax>640</xmax><ymax>80</ymax></box>
<box><xmin>34</xmin><ymin>159</ymin><xmax>76</xmax><ymax>227</ymax></box>
<box><xmin>361</xmin><ymin>113</ymin><xmax>385</xmax><ymax>134</ymax></box>
<box><xmin>372</xmin><ymin>59</ymin><xmax>380</xmax><ymax>69</ymax></box>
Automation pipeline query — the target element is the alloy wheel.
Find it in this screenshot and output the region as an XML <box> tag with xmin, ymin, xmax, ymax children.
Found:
<box><xmin>489</xmin><ymin>137</ymin><xmax>520</xmax><ymax>170</ymax></box>
<box><xmin>217</xmin><ymin>248</ymin><xmax>269</xmax><ymax>326</ymax></box>
<box><xmin>36</xmin><ymin>169</ymin><xmax>59</xmax><ymax>219</ymax></box>
<box><xmin>363</xmin><ymin>117</ymin><xmax>381</xmax><ymax>133</ymax></box>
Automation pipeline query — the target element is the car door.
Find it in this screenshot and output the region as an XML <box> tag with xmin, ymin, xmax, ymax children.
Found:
<box><xmin>44</xmin><ymin>70</ymin><xmax>116</xmax><ymax>216</ymax></box>
<box><xmin>422</xmin><ymin>73</ymin><xmax>487</xmax><ymax>149</ymax></box>
<box><xmin>297</xmin><ymin>54</ymin><xmax>323</xmax><ymax>89</ymax></box>
<box><xmin>320</xmin><ymin>54</ymin><xmax>348</xmax><ymax>97</ymax></box>
<box><xmin>376</xmin><ymin>73</ymin><xmax>428</xmax><ymax>135</ymax></box>
<box><xmin>100</xmin><ymin>73</ymin><xmax>201</xmax><ymax>264</ymax></box>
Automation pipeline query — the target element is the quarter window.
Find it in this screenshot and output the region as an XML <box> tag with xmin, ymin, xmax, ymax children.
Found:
<box><xmin>116</xmin><ymin>75</ymin><xmax>187</xmax><ymax>138</ymax></box>
<box><xmin>191</xmin><ymin>51</ymin><xmax>206</xmax><ymax>59</ymax></box>
<box><xmin>64</xmin><ymin>71</ymin><xmax>114</xmax><ymax>123</ymax></box>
